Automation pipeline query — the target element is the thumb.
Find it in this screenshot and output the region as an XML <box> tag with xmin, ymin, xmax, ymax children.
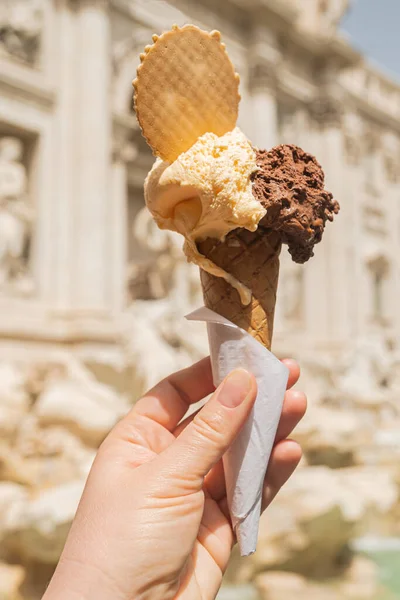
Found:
<box><xmin>159</xmin><ymin>369</ymin><xmax>257</xmax><ymax>487</ymax></box>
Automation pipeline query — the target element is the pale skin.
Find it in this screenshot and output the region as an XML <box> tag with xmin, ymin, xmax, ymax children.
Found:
<box><xmin>44</xmin><ymin>357</ymin><xmax>306</xmax><ymax>600</ymax></box>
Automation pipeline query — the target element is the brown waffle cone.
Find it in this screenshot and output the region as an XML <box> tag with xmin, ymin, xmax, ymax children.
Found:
<box><xmin>198</xmin><ymin>226</ymin><xmax>282</xmax><ymax>350</ymax></box>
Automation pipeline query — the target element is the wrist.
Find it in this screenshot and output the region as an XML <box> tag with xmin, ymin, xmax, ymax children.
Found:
<box><xmin>43</xmin><ymin>557</ymin><xmax>126</xmax><ymax>600</ymax></box>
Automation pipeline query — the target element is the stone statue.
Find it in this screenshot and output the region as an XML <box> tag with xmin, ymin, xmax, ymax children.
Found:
<box><xmin>124</xmin><ymin>206</ymin><xmax>207</xmax><ymax>394</ymax></box>
<box><xmin>335</xmin><ymin>331</ymin><xmax>397</xmax><ymax>417</ymax></box>
<box><xmin>388</xmin><ymin>345</ymin><xmax>400</xmax><ymax>395</ymax></box>
<box><xmin>128</xmin><ymin>205</ymin><xmax>201</xmax><ymax>309</ymax></box>
<box><xmin>0</xmin><ymin>0</ymin><xmax>43</xmax><ymax>65</ymax></box>
<box><xmin>344</xmin><ymin>112</ymin><xmax>363</xmax><ymax>165</ymax></box>
<box><xmin>383</xmin><ymin>132</ymin><xmax>400</xmax><ymax>184</ymax></box>
<box><xmin>0</xmin><ymin>137</ymin><xmax>34</xmax><ymax>294</ymax></box>
<box><xmin>318</xmin><ymin>0</ymin><xmax>351</xmax><ymax>31</ymax></box>
<box><xmin>298</xmin><ymin>0</ymin><xmax>351</xmax><ymax>35</ymax></box>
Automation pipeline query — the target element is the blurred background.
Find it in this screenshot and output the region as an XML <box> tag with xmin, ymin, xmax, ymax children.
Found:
<box><xmin>1</xmin><ymin>0</ymin><xmax>400</xmax><ymax>598</ymax></box>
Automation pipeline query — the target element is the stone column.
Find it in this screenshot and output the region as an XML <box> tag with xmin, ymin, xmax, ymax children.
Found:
<box><xmin>52</xmin><ymin>0</ymin><xmax>79</xmax><ymax>310</ymax></box>
<box><xmin>308</xmin><ymin>95</ymin><xmax>348</xmax><ymax>348</ymax></box>
<box><xmin>248</xmin><ymin>21</ymin><xmax>280</xmax><ymax>149</ymax></box>
<box><xmin>382</xmin><ymin>133</ymin><xmax>400</xmax><ymax>340</ymax></box>
<box><xmin>111</xmin><ymin>131</ymin><xmax>138</xmax><ymax>313</ymax></box>
<box><xmin>342</xmin><ymin>112</ymin><xmax>364</xmax><ymax>340</ymax></box>
<box><xmin>359</xmin><ymin>127</ymin><xmax>393</xmax><ymax>334</ymax></box>
<box><xmin>366</xmin><ymin>130</ymin><xmax>396</xmax><ymax>334</ymax></box>
<box><xmin>248</xmin><ymin>61</ymin><xmax>279</xmax><ymax>150</ymax></box>
<box><xmin>73</xmin><ymin>0</ymin><xmax>112</xmax><ymax>312</ymax></box>
<box><xmin>275</xmin><ymin>107</ymin><xmax>311</xmax><ymax>347</ymax></box>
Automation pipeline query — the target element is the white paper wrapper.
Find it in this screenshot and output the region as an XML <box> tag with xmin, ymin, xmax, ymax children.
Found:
<box><xmin>186</xmin><ymin>307</ymin><xmax>289</xmax><ymax>556</ymax></box>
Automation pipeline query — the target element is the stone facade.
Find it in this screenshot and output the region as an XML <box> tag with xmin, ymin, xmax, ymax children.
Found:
<box><xmin>1</xmin><ymin>0</ymin><xmax>399</xmax><ymax>370</ymax></box>
<box><xmin>1</xmin><ymin>0</ymin><xmax>400</xmax><ymax>598</ymax></box>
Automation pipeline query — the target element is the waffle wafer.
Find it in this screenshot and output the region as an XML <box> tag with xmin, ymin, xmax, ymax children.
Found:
<box><xmin>133</xmin><ymin>24</ymin><xmax>240</xmax><ymax>163</ymax></box>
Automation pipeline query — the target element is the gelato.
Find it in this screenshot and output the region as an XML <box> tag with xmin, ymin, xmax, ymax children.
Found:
<box><xmin>252</xmin><ymin>144</ymin><xmax>339</xmax><ymax>263</ymax></box>
<box><xmin>145</xmin><ymin>127</ymin><xmax>265</xmax><ymax>303</ymax></box>
<box><xmin>145</xmin><ymin>137</ymin><xmax>339</xmax><ymax>308</ymax></box>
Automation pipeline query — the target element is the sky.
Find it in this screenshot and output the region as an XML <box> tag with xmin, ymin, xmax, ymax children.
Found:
<box><xmin>341</xmin><ymin>0</ymin><xmax>400</xmax><ymax>81</ymax></box>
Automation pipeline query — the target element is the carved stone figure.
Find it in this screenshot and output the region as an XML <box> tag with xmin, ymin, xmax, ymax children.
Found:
<box><xmin>0</xmin><ymin>0</ymin><xmax>43</xmax><ymax>66</ymax></box>
<box><xmin>309</xmin><ymin>94</ymin><xmax>343</xmax><ymax>128</ymax></box>
<box><xmin>382</xmin><ymin>132</ymin><xmax>400</xmax><ymax>184</ymax></box>
<box><xmin>249</xmin><ymin>61</ymin><xmax>278</xmax><ymax>93</ymax></box>
<box><xmin>124</xmin><ymin>206</ymin><xmax>206</xmax><ymax>393</ymax></box>
<box><xmin>344</xmin><ymin>112</ymin><xmax>363</xmax><ymax>165</ymax></box>
<box><xmin>335</xmin><ymin>332</ymin><xmax>397</xmax><ymax>416</ymax></box>
<box><xmin>366</xmin><ymin>251</ymin><xmax>389</xmax><ymax>323</ymax></box>
<box><xmin>318</xmin><ymin>0</ymin><xmax>351</xmax><ymax>31</ymax></box>
<box><xmin>128</xmin><ymin>205</ymin><xmax>201</xmax><ymax>309</ymax></box>
<box><xmin>0</xmin><ymin>137</ymin><xmax>34</xmax><ymax>294</ymax></box>
<box><xmin>298</xmin><ymin>0</ymin><xmax>351</xmax><ymax>36</ymax></box>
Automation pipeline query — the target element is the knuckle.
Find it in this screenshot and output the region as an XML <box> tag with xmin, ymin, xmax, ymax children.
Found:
<box><xmin>192</xmin><ymin>410</ymin><xmax>226</xmax><ymax>445</ymax></box>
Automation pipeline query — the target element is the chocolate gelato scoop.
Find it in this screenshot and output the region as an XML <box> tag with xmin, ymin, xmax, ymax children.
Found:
<box><xmin>252</xmin><ymin>144</ymin><xmax>339</xmax><ymax>263</ymax></box>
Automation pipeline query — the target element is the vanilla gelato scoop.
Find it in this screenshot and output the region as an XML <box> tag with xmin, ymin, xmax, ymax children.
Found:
<box><xmin>144</xmin><ymin>127</ymin><xmax>266</xmax><ymax>302</ymax></box>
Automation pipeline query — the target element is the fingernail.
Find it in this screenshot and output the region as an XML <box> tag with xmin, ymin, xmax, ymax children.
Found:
<box><xmin>218</xmin><ymin>369</ymin><xmax>252</xmax><ymax>408</ymax></box>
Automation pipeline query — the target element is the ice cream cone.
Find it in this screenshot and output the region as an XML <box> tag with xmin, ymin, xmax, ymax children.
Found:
<box><xmin>133</xmin><ymin>24</ymin><xmax>339</xmax><ymax>557</ymax></box>
<box><xmin>198</xmin><ymin>227</ymin><xmax>282</xmax><ymax>350</ymax></box>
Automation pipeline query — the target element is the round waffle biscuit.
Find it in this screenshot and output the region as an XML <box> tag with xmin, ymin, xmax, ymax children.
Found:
<box><xmin>133</xmin><ymin>24</ymin><xmax>240</xmax><ymax>162</ymax></box>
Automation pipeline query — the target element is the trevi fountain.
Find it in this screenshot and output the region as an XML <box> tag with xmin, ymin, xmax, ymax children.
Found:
<box><xmin>1</xmin><ymin>0</ymin><xmax>400</xmax><ymax>598</ymax></box>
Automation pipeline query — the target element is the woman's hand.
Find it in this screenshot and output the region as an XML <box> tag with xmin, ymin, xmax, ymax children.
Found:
<box><xmin>44</xmin><ymin>358</ymin><xmax>306</xmax><ymax>600</ymax></box>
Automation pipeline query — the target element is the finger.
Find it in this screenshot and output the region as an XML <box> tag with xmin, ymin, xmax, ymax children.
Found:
<box><xmin>203</xmin><ymin>389</ymin><xmax>306</xmax><ymax>503</ymax></box>
<box><xmin>174</xmin><ymin>411</ymin><xmax>226</xmax><ymax>499</ymax></box>
<box><xmin>173</xmin><ymin>406</ymin><xmax>201</xmax><ymax>437</ymax></box>
<box><xmin>197</xmin><ymin>498</ymin><xmax>234</xmax><ymax>573</ymax></box>
<box><xmin>218</xmin><ymin>440</ymin><xmax>302</xmax><ymax>520</ymax></box>
<box><xmin>282</xmin><ymin>359</ymin><xmax>300</xmax><ymax>389</ymax></box>
<box><xmin>218</xmin><ymin>496</ymin><xmax>231</xmax><ymax>525</ymax></box>
<box><xmin>158</xmin><ymin>369</ymin><xmax>257</xmax><ymax>490</ymax></box>
<box><xmin>217</xmin><ymin>440</ymin><xmax>302</xmax><ymax>523</ymax></box>
<box><xmin>173</xmin><ymin>361</ymin><xmax>303</xmax><ymax>500</ymax></box>
<box><xmin>261</xmin><ymin>440</ymin><xmax>302</xmax><ymax>511</ymax></box>
<box><xmin>174</xmin><ymin>381</ymin><xmax>304</xmax><ymax>441</ymax></box>
<box><xmin>274</xmin><ymin>390</ymin><xmax>307</xmax><ymax>443</ymax></box>
<box><xmin>130</xmin><ymin>357</ymin><xmax>214</xmax><ymax>432</ymax></box>
<box><xmin>172</xmin><ymin>359</ymin><xmax>298</xmax><ymax>436</ymax></box>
